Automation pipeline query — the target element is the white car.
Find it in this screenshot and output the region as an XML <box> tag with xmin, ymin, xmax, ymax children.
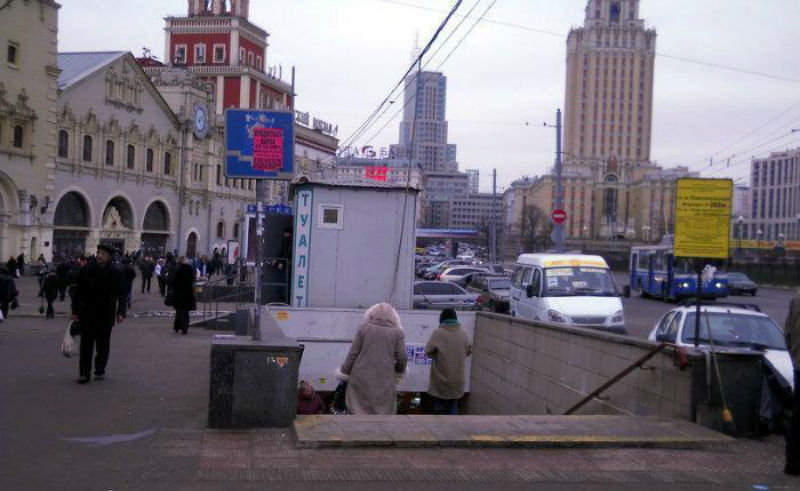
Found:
<box><xmin>647</xmin><ymin>303</ymin><xmax>794</xmax><ymax>389</ymax></box>
<box><xmin>438</xmin><ymin>266</ymin><xmax>487</xmax><ymax>283</ymax></box>
<box><xmin>413</xmin><ymin>281</ymin><xmax>479</xmax><ymax>310</ymax></box>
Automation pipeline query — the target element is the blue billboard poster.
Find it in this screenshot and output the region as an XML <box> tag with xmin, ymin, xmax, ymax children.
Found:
<box><xmin>224</xmin><ymin>109</ymin><xmax>294</xmax><ymax>180</ymax></box>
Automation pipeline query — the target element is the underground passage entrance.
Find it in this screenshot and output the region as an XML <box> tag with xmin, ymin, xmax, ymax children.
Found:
<box><xmin>264</xmin><ymin>309</ymin><xmax>779</xmax><ymax>436</ymax></box>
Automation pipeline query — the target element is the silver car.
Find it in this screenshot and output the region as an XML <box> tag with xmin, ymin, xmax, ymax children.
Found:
<box><xmin>413</xmin><ymin>280</ymin><xmax>478</xmax><ymax>310</ymax></box>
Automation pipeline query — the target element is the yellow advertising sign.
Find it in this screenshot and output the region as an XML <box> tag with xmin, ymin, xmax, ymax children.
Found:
<box><xmin>674</xmin><ymin>178</ymin><xmax>732</xmax><ymax>259</ymax></box>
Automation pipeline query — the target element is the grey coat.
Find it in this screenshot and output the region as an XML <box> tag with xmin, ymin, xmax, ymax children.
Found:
<box><xmin>341</xmin><ymin>318</ymin><xmax>407</xmax><ymax>415</ymax></box>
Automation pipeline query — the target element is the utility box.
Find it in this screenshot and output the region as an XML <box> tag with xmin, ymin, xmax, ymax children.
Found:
<box><xmin>208</xmin><ymin>335</ymin><xmax>304</xmax><ymax>428</ymax></box>
<box><xmin>291</xmin><ymin>179</ymin><xmax>419</xmax><ymax>310</ymax></box>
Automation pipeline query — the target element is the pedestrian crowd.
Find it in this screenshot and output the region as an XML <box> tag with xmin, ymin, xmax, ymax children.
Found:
<box><xmin>3</xmin><ymin>245</ymin><xmax>245</xmax><ymax>384</ymax></box>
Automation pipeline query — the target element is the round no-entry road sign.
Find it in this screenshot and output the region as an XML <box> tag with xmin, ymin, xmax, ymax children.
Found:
<box><xmin>551</xmin><ymin>209</ymin><xmax>567</xmax><ymax>225</ymax></box>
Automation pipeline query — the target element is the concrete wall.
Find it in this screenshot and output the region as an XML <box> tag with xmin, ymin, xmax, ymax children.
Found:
<box><xmin>468</xmin><ymin>313</ymin><xmax>693</xmax><ymax>419</ymax></box>
<box><xmin>267</xmin><ymin>307</ymin><xmax>474</xmax><ymax>393</ymax></box>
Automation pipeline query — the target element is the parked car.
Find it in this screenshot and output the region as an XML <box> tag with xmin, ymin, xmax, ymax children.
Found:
<box><xmin>727</xmin><ymin>272</ymin><xmax>758</xmax><ymax>296</ymax></box>
<box><xmin>468</xmin><ymin>275</ymin><xmax>512</xmax><ymax>313</ymax></box>
<box><xmin>452</xmin><ymin>270</ymin><xmax>503</xmax><ymax>288</ymax></box>
<box><xmin>422</xmin><ymin>260</ymin><xmax>468</xmax><ymax>280</ymax></box>
<box><xmin>413</xmin><ymin>280</ymin><xmax>479</xmax><ymax>310</ymax></box>
<box><xmin>647</xmin><ymin>303</ymin><xmax>793</xmax><ymax>390</ymax></box>
<box><xmin>438</xmin><ymin>266</ymin><xmax>488</xmax><ymax>283</ymax></box>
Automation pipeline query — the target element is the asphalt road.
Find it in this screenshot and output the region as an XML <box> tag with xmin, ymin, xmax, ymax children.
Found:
<box><xmin>612</xmin><ymin>272</ymin><xmax>795</xmax><ymax>338</ymax></box>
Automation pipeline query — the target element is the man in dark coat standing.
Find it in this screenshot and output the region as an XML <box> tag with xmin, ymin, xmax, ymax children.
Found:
<box><xmin>71</xmin><ymin>244</ymin><xmax>127</xmax><ymax>384</ymax></box>
<box><xmin>171</xmin><ymin>257</ymin><xmax>196</xmax><ymax>335</ymax></box>
<box><xmin>138</xmin><ymin>256</ymin><xmax>154</xmax><ymax>294</ymax></box>
<box><xmin>0</xmin><ymin>265</ymin><xmax>19</xmax><ymax>318</ymax></box>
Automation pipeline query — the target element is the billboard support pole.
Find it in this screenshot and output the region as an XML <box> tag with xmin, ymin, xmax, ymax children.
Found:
<box><xmin>253</xmin><ymin>193</ymin><xmax>263</xmax><ymax>341</ymax></box>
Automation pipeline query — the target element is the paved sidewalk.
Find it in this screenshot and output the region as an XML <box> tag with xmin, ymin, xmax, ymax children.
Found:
<box><xmin>0</xmin><ymin>277</ymin><xmax>797</xmax><ymax>490</ymax></box>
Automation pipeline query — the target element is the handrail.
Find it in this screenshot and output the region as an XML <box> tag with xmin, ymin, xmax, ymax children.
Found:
<box><xmin>563</xmin><ymin>342</ymin><xmax>671</xmax><ymax>415</ymax></box>
<box><xmin>198</xmin><ymin>259</ymin><xmax>290</xmax><ymax>329</ymax></box>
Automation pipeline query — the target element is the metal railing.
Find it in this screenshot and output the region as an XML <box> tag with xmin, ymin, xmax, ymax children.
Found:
<box><xmin>197</xmin><ymin>259</ymin><xmax>291</xmax><ymax>329</ymax></box>
<box><xmin>563</xmin><ymin>343</ymin><xmax>671</xmax><ymax>415</ymax></box>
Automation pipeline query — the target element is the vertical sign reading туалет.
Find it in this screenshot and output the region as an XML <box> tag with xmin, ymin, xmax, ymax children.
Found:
<box><xmin>224</xmin><ymin>109</ymin><xmax>294</xmax><ymax>179</ymax></box>
<box><xmin>292</xmin><ymin>189</ymin><xmax>313</xmax><ymax>307</ymax></box>
<box><xmin>673</xmin><ymin>178</ymin><xmax>733</xmax><ymax>259</ymax></box>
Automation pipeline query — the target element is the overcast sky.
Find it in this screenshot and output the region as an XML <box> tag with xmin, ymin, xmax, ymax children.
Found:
<box><xmin>58</xmin><ymin>0</ymin><xmax>800</xmax><ymax>192</ymax></box>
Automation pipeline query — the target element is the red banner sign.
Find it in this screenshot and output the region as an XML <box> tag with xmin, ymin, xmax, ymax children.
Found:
<box><xmin>365</xmin><ymin>165</ymin><xmax>388</xmax><ymax>181</ymax></box>
<box><xmin>252</xmin><ymin>127</ymin><xmax>283</xmax><ymax>171</ymax></box>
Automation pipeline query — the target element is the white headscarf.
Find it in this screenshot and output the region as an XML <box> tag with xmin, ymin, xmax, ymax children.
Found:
<box><xmin>364</xmin><ymin>302</ymin><xmax>402</xmax><ymax>330</ymax></box>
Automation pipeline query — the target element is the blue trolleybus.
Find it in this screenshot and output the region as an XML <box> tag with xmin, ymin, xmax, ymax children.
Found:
<box><xmin>629</xmin><ymin>244</ymin><xmax>728</xmax><ymax>301</ymax></box>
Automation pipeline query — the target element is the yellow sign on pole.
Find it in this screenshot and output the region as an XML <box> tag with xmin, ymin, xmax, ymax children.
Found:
<box><xmin>674</xmin><ymin>178</ymin><xmax>733</xmax><ymax>259</ymax></box>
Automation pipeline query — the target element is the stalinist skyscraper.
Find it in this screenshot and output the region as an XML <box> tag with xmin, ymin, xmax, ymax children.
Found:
<box><xmin>516</xmin><ymin>1</ymin><xmax>693</xmax><ymax>242</ymax></box>
<box><xmin>564</xmin><ymin>0</ymin><xmax>656</xmax><ymax>164</ymax></box>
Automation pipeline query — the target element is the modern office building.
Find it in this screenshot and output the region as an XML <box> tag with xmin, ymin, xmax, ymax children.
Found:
<box><xmin>465</xmin><ymin>169</ymin><xmax>480</xmax><ymax>193</ymax></box>
<box><xmin>390</xmin><ymin>70</ymin><xmax>457</xmax><ymax>174</ymax></box>
<box><xmin>748</xmin><ymin>149</ymin><xmax>800</xmax><ymax>241</ymax></box>
<box><xmin>448</xmin><ymin>193</ymin><xmax>501</xmax><ymax>230</ymax></box>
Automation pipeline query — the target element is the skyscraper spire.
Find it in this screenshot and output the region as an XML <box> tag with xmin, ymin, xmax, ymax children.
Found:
<box><xmin>410</xmin><ymin>30</ymin><xmax>421</xmax><ymax>67</ymax></box>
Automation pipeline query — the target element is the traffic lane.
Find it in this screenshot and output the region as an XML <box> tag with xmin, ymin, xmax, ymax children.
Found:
<box><xmin>613</xmin><ymin>272</ymin><xmax>794</xmax><ymax>338</ymax></box>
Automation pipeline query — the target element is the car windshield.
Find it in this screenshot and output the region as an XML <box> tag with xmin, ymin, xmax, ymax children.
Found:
<box><xmin>543</xmin><ymin>267</ymin><xmax>617</xmax><ymax>296</ymax></box>
<box><xmin>727</xmin><ymin>273</ymin><xmax>748</xmax><ymax>281</ymax></box>
<box><xmin>488</xmin><ymin>278</ymin><xmax>511</xmax><ymax>290</ymax></box>
<box><xmin>682</xmin><ymin>312</ymin><xmax>786</xmax><ymax>350</ymax></box>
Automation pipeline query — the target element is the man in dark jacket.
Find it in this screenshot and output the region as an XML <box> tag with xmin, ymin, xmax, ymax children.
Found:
<box><xmin>16</xmin><ymin>253</ymin><xmax>24</xmax><ymax>276</ymax></box>
<box><xmin>171</xmin><ymin>257</ymin><xmax>196</xmax><ymax>335</ymax></box>
<box><xmin>71</xmin><ymin>244</ymin><xmax>127</xmax><ymax>384</ymax></box>
<box><xmin>55</xmin><ymin>258</ymin><xmax>71</xmax><ymax>301</ymax></box>
<box><xmin>138</xmin><ymin>256</ymin><xmax>154</xmax><ymax>294</ymax></box>
<box><xmin>424</xmin><ymin>309</ymin><xmax>472</xmax><ymax>415</ymax></box>
<box><xmin>121</xmin><ymin>259</ymin><xmax>136</xmax><ymax>309</ymax></box>
<box><xmin>0</xmin><ymin>265</ymin><xmax>19</xmax><ymax>318</ymax></box>
<box><xmin>40</xmin><ymin>270</ymin><xmax>60</xmax><ymax>318</ymax></box>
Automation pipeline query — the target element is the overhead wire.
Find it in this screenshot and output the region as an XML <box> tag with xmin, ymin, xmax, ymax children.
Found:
<box><xmin>335</xmin><ymin>0</ymin><xmax>465</xmax><ymax>156</ymax></box>
<box><xmin>377</xmin><ymin>0</ymin><xmax>800</xmax><ymax>178</ymax></box>
<box><xmin>338</xmin><ymin>0</ymin><xmax>484</xmax><ymax>161</ymax></box>
<box><xmin>312</xmin><ymin>0</ymin><xmax>487</xmax><ymax>174</ymax></box>
<box><xmin>684</xmin><ymin>103</ymin><xmax>800</xmax><ymax>170</ymax></box>
<box><xmin>360</xmin><ymin>0</ymin><xmax>499</xmax><ymax>151</ymax></box>
<box><xmin>702</xmin><ymin>134</ymin><xmax>800</xmax><ymax>178</ymax></box>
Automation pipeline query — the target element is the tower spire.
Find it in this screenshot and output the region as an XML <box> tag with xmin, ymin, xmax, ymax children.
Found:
<box><xmin>410</xmin><ymin>31</ymin><xmax>421</xmax><ymax>66</ymax></box>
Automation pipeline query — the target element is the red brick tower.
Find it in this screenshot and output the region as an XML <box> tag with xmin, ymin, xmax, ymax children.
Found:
<box><xmin>164</xmin><ymin>0</ymin><xmax>292</xmax><ymax>114</ymax></box>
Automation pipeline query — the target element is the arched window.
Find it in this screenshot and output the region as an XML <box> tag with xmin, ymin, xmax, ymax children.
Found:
<box><xmin>216</xmin><ymin>221</ymin><xmax>225</xmax><ymax>238</ymax></box>
<box><xmin>82</xmin><ymin>135</ymin><xmax>93</xmax><ymax>162</ymax></box>
<box><xmin>164</xmin><ymin>152</ymin><xmax>172</xmax><ymax>175</ymax></box>
<box><xmin>13</xmin><ymin>125</ymin><xmax>23</xmax><ymax>148</ymax></box>
<box><xmin>58</xmin><ymin>130</ymin><xmax>69</xmax><ymax>158</ymax></box>
<box><xmin>609</xmin><ymin>2</ymin><xmax>620</xmax><ymax>22</ymax></box>
<box><xmin>126</xmin><ymin>144</ymin><xmax>135</xmax><ymax>169</ymax></box>
<box><xmin>233</xmin><ymin>223</ymin><xmax>240</xmax><ymax>239</ymax></box>
<box><xmin>105</xmin><ymin>140</ymin><xmax>115</xmax><ymax>165</ymax></box>
<box><xmin>603</xmin><ymin>175</ymin><xmax>618</xmax><ymax>222</ymax></box>
<box><xmin>146</xmin><ymin>148</ymin><xmax>154</xmax><ymax>172</ymax></box>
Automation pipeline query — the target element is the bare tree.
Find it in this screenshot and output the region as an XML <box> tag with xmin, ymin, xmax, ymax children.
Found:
<box><xmin>516</xmin><ymin>204</ymin><xmax>552</xmax><ymax>253</ymax></box>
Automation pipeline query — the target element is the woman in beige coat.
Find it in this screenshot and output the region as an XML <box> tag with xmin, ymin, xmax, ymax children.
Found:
<box><xmin>337</xmin><ymin>303</ymin><xmax>407</xmax><ymax>415</ymax></box>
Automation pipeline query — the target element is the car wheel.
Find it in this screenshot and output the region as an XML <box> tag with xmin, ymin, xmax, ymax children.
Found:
<box><xmin>752</xmin><ymin>290</ymin><xmax>757</xmax><ymax>296</ymax></box>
